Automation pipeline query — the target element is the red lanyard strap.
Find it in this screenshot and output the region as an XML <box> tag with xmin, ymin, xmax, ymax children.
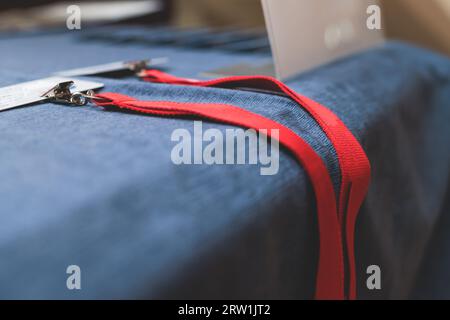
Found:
<box><xmin>93</xmin><ymin>92</ymin><xmax>345</xmax><ymax>299</ymax></box>
<box><xmin>139</xmin><ymin>70</ymin><xmax>371</xmax><ymax>300</ymax></box>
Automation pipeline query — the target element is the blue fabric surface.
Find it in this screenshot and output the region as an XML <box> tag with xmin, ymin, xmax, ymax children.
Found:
<box><xmin>0</xmin><ymin>26</ymin><xmax>449</xmax><ymax>299</ymax></box>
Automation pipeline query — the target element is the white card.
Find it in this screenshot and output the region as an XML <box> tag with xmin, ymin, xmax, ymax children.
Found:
<box><xmin>0</xmin><ymin>77</ymin><xmax>104</xmax><ymax>112</ymax></box>
<box><xmin>54</xmin><ymin>58</ymin><xmax>168</xmax><ymax>77</ymax></box>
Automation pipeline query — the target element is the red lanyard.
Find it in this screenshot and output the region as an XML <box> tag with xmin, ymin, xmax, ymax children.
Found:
<box><xmin>93</xmin><ymin>70</ymin><xmax>371</xmax><ymax>299</ymax></box>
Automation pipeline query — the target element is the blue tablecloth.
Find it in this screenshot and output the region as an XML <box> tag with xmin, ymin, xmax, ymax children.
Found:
<box><xmin>0</xmin><ymin>26</ymin><xmax>449</xmax><ymax>299</ymax></box>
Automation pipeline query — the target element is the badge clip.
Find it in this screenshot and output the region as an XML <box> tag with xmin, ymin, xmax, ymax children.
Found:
<box><xmin>124</xmin><ymin>60</ymin><xmax>150</xmax><ymax>74</ymax></box>
<box><xmin>41</xmin><ymin>81</ymin><xmax>105</xmax><ymax>106</ymax></box>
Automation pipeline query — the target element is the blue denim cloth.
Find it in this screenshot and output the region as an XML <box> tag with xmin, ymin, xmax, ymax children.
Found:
<box><xmin>0</xmin><ymin>26</ymin><xmax>449</xmax><ymax>299</ymax></box>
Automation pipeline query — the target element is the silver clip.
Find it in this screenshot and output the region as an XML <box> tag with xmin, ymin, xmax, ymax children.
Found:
<box><xmin>124</xmin><ymin>60</ymin><xmax>149</xmax><ymax>74</ymax></box>
<box><xmin>41</xmin><ymin>81</ymin><xmax>103</xmax><ymax>106</ymax></box>
<box><xmin>126</xmin><ymin>58</ymin><xmax>168</xmax><ymax>75</ymax></box>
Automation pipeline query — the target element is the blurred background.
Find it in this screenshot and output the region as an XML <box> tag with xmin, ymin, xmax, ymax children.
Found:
<box><xmin>0</xmin><ymin>0</ymin><xmax>449</xmax><ymax>56</ymax></box>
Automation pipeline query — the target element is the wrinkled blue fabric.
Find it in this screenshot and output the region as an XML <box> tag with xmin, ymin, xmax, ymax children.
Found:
<box><xmin>0</xmin><ymin>26</ymin><xmax>449</xmax><ymax>299</ymax></box>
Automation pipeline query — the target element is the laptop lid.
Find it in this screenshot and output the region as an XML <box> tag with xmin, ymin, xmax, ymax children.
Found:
<box><xmin>262</xmin><ymin>0</ymin><xmax>384</xmax><ymax>79</ymax></box>
<box><xmin>205</xmin><ymin>0</ymin><xmax>384</xmax><ymax>80</ymax></box>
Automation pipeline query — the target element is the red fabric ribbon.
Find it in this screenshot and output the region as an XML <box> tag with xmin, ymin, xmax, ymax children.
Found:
<box><xmin>94</xmin><ymin>70</ymin><xmax>371</xmax><ymax>299</ymax></box>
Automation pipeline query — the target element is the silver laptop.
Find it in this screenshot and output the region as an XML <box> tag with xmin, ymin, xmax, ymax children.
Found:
<box><xmin>205</xmin><ymin>0</ymin><xmax>384</xmax><ymax>80</ymax></box>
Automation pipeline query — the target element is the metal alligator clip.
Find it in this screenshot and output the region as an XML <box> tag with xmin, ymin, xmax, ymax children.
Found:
<box><xmin>41</xmin><ymin>81</ymin><xmax>105</xmax><ymax>106</ymax></box>
<box><xmin>128</xmin><ymin>58</ymin><xmax>169</xmax><ymax>77</ymax></box>
<box><xmin>124</xmin><ymin>60</ymin><xmax>151</xmax><ymax>74</ymax></box>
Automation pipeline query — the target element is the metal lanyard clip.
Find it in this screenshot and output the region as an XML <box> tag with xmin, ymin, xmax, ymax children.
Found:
<box><xmin>41</xmin><ymin>81</ymin><xmax>100</xmax><ymax>106</ymax></box>
<box><xmin>124</xmin><ymin>60</ymin><xmax>150</xmax><ymax>74</ymax></box>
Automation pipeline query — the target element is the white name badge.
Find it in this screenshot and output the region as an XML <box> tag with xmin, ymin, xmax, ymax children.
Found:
<box><xmin>54</xmin><ymin>58</ymin><xmax>168</xmax><ymax>77</ymax></box>
<box><xmin>0</xmin><ymin>77</ymin><xmax>104</xmax><ymax>112</ymax></box>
